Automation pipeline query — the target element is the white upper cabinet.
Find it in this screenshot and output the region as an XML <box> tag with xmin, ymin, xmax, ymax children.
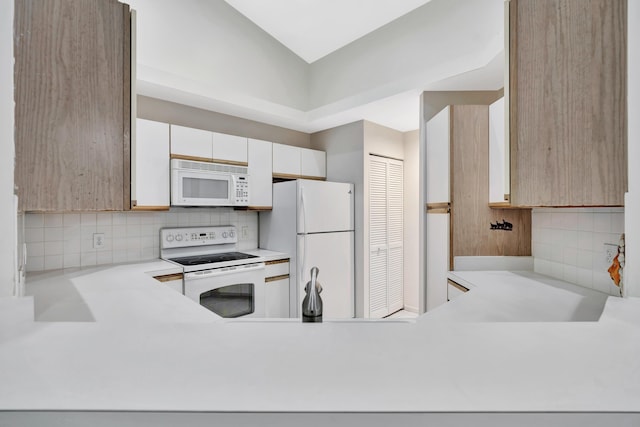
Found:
<box><xmin>425</xmin><ymin>106</ymin><xmax>450</xmax><ymax>204</ymax></box>
<box><xmin>170</xmin><ymin>125</ymin><xmax>248</xmax><ymax>165</ymax></box>
<box><xmin>300</xmin><ymin>148</ymin><xmax>326</xmax><ymax>179</ymax></box>
<box><xmin>170</xmin><ymin>125</ymin><xmax>212</xmax><ymax>160</ymax></box>
<box><xmin>489</xmin><ymin>97</ymin><xmax>509</xmax><ymax>205</ymax></box>
<box><xmin>132</xmin><ymin>119</ymin><xmax>170</xmax><ymax>209</ymax></box>
<box><xmin>248</xmin><ymin>138</ymin><xmax>273</xmax><ymax>209</ymax></box>
<box><xmin>273</xmin><ymin>143</ymin><xmax>301</xmax><ymax>177</ymax></box>
<box><xmin>273</xmin><ymin>143</ymin><xmax>326</xmax><ymax>180</ymax></box>
<box><xmin>212</xmin><ymin>132</ymin><xmax>248</xmax><ymax>165</ymax></box>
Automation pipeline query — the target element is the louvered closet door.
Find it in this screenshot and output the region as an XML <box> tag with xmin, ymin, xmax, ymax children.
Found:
<box><xmin>368</xmin><ymin>155</ymin><xmax>404</xmax><ymax>318</ymax></box>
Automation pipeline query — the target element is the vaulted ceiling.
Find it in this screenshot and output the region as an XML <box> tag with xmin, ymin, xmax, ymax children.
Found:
<box><xmin>128</xmin><ymin>0</ymin><xmax>504</xmax><ymax>132</ymax></box>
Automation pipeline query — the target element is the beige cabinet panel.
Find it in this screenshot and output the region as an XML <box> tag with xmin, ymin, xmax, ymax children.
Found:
<box><xmin>14</xmin><ymin>0</ymin><xmax>131</xmax><ymax>211</ymax></box>
<box><xmin>509</xmin><ymin>0</ymin><xmax>627</xmax><ymax>206</ymax></box>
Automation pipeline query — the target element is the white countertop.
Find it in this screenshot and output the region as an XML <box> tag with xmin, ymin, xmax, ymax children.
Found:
<box><xmin>1</xmin><ymin>265</ymin><xmax>639</xmax><ymax>419</ymax></box>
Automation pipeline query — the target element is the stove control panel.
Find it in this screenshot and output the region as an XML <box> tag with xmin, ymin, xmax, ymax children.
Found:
<box><xmin>160</xmin><ymin>226</ymin><xmax>237</xmax><ymax>249</ymax></box>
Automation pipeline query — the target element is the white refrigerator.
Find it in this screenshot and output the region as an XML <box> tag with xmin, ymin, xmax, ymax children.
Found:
<box><xmin>259</xmin><ymin>179</ymin><xmax>355</xmax><ymax>319</ymax></box>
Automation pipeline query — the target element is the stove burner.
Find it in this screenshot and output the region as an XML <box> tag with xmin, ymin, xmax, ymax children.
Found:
<box><xmin>169</xmin><ymin>252</ymin><xmax>258</xmax><ymax>266</ymax></box>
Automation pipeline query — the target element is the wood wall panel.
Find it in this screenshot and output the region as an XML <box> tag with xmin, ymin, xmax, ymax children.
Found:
<box><xmin>14</xmin><ymin>0</ymin><xmax>129</xmax><ymax>211</ymax></box>
<box><xmin>510</xmin><ymin>0</ymin><xmax>627</xmax><ymax>207</ymax></box>
<box><xmin>451</xmin><ymin>105</ymin><xmax>531</xmax><ymax>258</ymax></box>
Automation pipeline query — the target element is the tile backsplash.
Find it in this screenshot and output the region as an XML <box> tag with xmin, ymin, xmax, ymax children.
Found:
<box><xmin>532</xmin><ymin>208</ymin><xmax>624</xmax><ymax>296</ymax></box>
<box><xmin>24</xmin><ymin>208</ymin><xmax>258</xmax><ymax>272</ymax></box>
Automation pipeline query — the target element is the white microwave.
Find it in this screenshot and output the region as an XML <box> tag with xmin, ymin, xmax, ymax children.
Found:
<box><xmin>171</xmin><ymin>159</ymin><xmax>249</xmax><ymax>207</ymax></box>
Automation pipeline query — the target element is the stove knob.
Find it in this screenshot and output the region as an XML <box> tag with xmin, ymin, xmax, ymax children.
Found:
<box><xmin>166</xmin><ymin>234</ymin><xmax>174</xmax><ymax>242</ymax></box>
<box><xmin>222</xmin><ymin>232</ymin><xmax>228</xmax><ymax>238</ymax></box>
<box><xmin>176</xmin><ymin>234</ymin><xmax>183</xmax><ymax>242</ymax></box>
<box><xmin>229</xmin><ymin>230</ymin><xmax>235</xmax><ymax>238</ymax></box>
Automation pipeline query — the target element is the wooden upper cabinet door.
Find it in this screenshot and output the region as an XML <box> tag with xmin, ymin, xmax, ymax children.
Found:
<box><xmin>14</xmin><ymin>0</ymin><xmax>131</xmax><ymax>211</ymax></box>
<box><xmin>509</xmin><ymin>0</ymin><xmax>627</xmax><ymax>207</ymax></box>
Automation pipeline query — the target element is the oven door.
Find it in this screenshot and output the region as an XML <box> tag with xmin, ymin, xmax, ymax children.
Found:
<box><xmin>171</xmin><ymin>168</ymin><xmax>233</xmax><ymax>206</ymax></box>
<box><xmin>184</xmin><ymin>263</ymin><xmax>266</xmax><ymax>318</ymax></box>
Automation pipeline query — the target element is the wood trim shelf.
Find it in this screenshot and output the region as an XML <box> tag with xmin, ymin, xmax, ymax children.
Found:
<box><xmin>426</xmin><ymin>202</ymin><xmax>451</xmax><ymax>214</ymax></box>
<box><xmin>447</xmin><ymin>279</ymin><xmax>469</xmax><ymax>293</ymax></box>
<box><xmin>265</xmin><ymin>274</ymin><xmax>290</xmax><ymax>283</ymax></box>
<box><xmin>131</xmin><ymin>203</ymin><xmax>170</xmax><ymax>211</ymax></box>
<box><xmin>153</xmin><ymin>273</ymin><xmax>183</xmax><ymax>283</ymax></box>
<box><xmin>265</xmin><ymin>259</ymin><xmax>290</xmax><ymax>266</ymax></box>
<box><xmin>170</xmin><ymin>154</ymin><xmax>248</xmax><ymax>167</ymax></box>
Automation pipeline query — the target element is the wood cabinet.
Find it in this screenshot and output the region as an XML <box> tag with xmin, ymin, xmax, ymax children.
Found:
<box><xmin>272</xmin><ymin>143</ymin><xmax>326</xmax><ymax>180</ymax></box>
<box><xmin>447</xmin><ymin>279</ymin><xmax>469</xmax><ymax>301</ymax></box>
<box><xmin>247</xmin><ymin>138</ymin><xmax>273</xmax><ymax>210</ymax></box>
<box><xmin>170</xmin><ymin>125</ymin><xmax>248</xmax><ymax>166</ymax></box>
<box><xmin>153</xmin><ymin>273</ymin><xmax>183</xmax><ymax>294</ymax></box>
<box><xmin>14</xmin><ymin>0</ymin><xmax>132</xmax><ymax>211</ymax></box>
<box><xmin>132</xmin><ymin>119</ymin><xmax>170</xmax><ymax>210</ymax></box>
<box><xmin>264</xmin><ymin>258</ymin><xmax>290</xmax><ymax>318</ymax></box>
<box><xmin>508</xmin><ymin>0</ymin><xmax>627</xmax><ymax>207</ymax></box>
<box><xmin>425</xmin><ymin>105</ymin><xmax>531</xmax><ymax>311</ymax></box>
<box><xmin>368</xmin><ymin>155</ymin><xmax>403</xmax><ymax>318</ymax></box>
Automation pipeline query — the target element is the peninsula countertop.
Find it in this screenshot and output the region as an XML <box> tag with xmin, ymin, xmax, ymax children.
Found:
<box><xmin>1</xmin><ymin>264</ymin><xmax>639</xmax><ymax>426</ymax></box>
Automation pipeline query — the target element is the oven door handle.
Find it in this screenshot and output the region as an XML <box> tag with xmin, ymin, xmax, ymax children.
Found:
<box><xmin>184</xmin><ymin>263</ymin><xmax>265</xmax><ymax>280</ymax></box>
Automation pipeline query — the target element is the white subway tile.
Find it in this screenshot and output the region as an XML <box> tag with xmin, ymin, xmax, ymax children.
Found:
<box><xmin>80</xmin><ymin>213</ymin><xmax>97</xmax><ymax>226</ymax></box>
<box><xmin>44</xmin><ymin>255</ymin><xmax>63</xmax><ymax>270</ymax></box>
<box><xmin>27</xmin><ymin>242</ymin><xmax>44</xmax><ymax>257</ymax></box>
<box><xmin>576</xmin><ymin>249</ymin><xmax>594</xmax><ymax>269</ymax></box>
<box><xmin>113</xmin><ymin>237</ymin><xmax>128</xmax><ymax>251</ymax></box>
<box><xmin>25</xmin><ymin>228</ymin><xmax>43</xmax><ymax>243</ymax></box>
<box><xmin>563</xmin><ymin>265</ymin><xmax>578</xmax><ymax>284</ymax></box>
<box><xmin>127</xmin><ymin>249</ymin><xmax>142</xmax><ymax>262</ymax></box>
<box><xmin>113</xmin><ymin>251</ymin><xmax>129</xmax><ymax>263</ymax></box>
<box><xmin>44</xmin><ymin>214</ymin><xmax>63</xmax><ymax>227</ymax></box>
<box><xmin>141</xmin><ymin>247</ymin><xmax>156</xmax><ymax>260</ymax></box>
<box><xmin>577</xmin><ymin>231</ymin><xmax>593</xmax><ymax>249</ymax></box>
<box><xmin>126</xmin><ymin>212</ymin><xmax>142</xmax><ymax>225</ymax></box>
<box><xmin>562</xmin><ymin>230</ymin><xmax>578</xmax><ymax>248</ymax></box>
<box><xmin>81</xmin><ymin>227</ymin><xmax>98</xmax><ymax>241</ymax></box>
<box><xmin>63</xmin><ymin>239</ymin><xmax>81</xmax><ymax>254</ymax></box>
<box><xmin>112</xmin><ymin>225</ymin><xmax>128</xmax><ymax>238</ymax></box>
<box><xmin>576</xmin><ymin>267</ymin><xmax>594</xmax><ymax>289</ymax></box>
<box><xmin>126</xmin><ymin>224</ymin><xmax>141</xmax><ymax>237</ymax></box>
<box><xmin>593</xmin><ymin>271</ymin><xmax>613</xmax><ymax>294</ymax></box>
<box><xmin>611</xmin><ymin>213</ymin><xmax>625</xmax><ymax>234</ymax></box>
<box><xmin>80</xmin><ymin>252</ymin><xmax>97</xmax><ymax>267</ymax></box>
<box><xmin>112</xmin><ymin>212</ymin><xmax>127</xmax><ymax>225</ymax></box>
<box><xmin>577</xmin><ymin>213</ymin><xmax>594</xmax><ymax>232</ymax></box>
<box><xmin>126</xmin><ymin>237</ymin><xmax>141</xmax><ymax>251</ymax></box>
<box><xmin>63</xmin><ymin>253</ymin><xmax>81</xmax><ymax>269</ymax></box>
<box><xmin>140</xmin><ymin>236</ymin><xmax>154</xmax><ymax>249</ymax></box>
<box><xmin>562</xmin><ymin>247</ymin><xmax>578</xmax><ymax>266</ymax></box>
<box><xmin>63</xmin><ymin>225</ymin><xmax>81</xmax><ymax>241</ymax></box>
<box><xmin>550</xmin><ymin>261</ymin><xmax>564</xmax><ymax>280</ymax></box>
<box><xmin>96</xmin><ymin>213</ymin><xmax>112</xmax><ymax>226</ymax></box>
<box><xmin>25</xmin><ymin>213</ymin><xmax>44</xmax><ymax>228</ymax></box>
<box><xmin>96</xmin><ymin>252</ymin><xmax>113</xmax><ymax>265</ymax></box>
<box><xmin>44</xmin><ymin>227</ymin><xmax>64</xmax><ymax>242</ymax></box>
<box><xmin>27</xmin><ymin>256</ymin><xmax>44</xmax><ymax>272</ymax></box>
<box><xmin>593</xmin><ymin>213</ymin><xmax>611</xmax><ymax>233</ymax></box>
<box><xmin>44</xmin><ymin>241</ymin><xmax>63</xmax><ymax>256</ymax></box>
<box><xmin>63</xmin><ymin>213</ymin><xmax>80</xmax><ymax>227</ymax></box>
<box><xmin>609</xmin><ymin>282</ymin><xmax>623</xmax><ymax>297</ymax></box>
<box><xmin>81</xmin><ymin>239</ymin><xmax>96</xmax><ymax>253</ymax></box>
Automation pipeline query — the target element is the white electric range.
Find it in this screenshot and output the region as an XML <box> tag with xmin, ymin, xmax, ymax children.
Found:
<box><xmin>160</xmin><ymin>226</ymin><xmax>266</xmax><ymax>318</ymax></box>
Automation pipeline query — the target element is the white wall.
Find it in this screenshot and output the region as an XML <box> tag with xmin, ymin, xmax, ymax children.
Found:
<box><xmin>127</xmin><ymin>0</ymin><xmax>309</xmax><ymax>112</ymax></box>
<box><xmin>24</xmin><ymin>209</ymin><xmax>258</xmax><ymax>272</ymax></box>
<box><xmin>0</xmin><ymin>0</ymin><xmax>16</xmax><ymax>297</ymax></box>
<box><xmin>403</xmin><ymin>130</ymin><xmax>420</xmax><ymax>313</ymax></box>
<box><xmin>308</xmin><ymin>0</ymin><xmax>503</xmax><ymax>113</ymax></box>
<box><xmin>625</xmin><ymin>0</ymin><xmax>639</xmax><ymax>297</ymax></box>
<box><xmin>532</xmin><ymin>208</ymin><xmax>624</xmax><ymax>296</ymax></box>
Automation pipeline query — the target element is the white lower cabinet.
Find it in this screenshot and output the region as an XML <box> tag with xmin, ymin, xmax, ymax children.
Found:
<box><xmin>132</xmin><ymin>119</ymin><xmax>170</xmax><ymax>209</ymax></box>
<box><xmin>264</xmin><ymin>259</ymin><xmax>290</xmax><ymax>318</ymax></box>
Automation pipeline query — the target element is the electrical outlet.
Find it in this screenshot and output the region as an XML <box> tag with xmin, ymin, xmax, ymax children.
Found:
<box><xmin>604</xmin><ymin>243</ymin><xmax>617</xmax><ymax>264</ymax></box>
<box><xmin>93</xmin><ymin>233</ymin><xmax>105</xmax><ymax>249</ymax></box>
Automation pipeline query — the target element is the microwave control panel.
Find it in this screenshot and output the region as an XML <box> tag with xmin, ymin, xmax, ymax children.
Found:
<box><xmin>234</xmin><ymin>175</ymin><xmax>249</xmax><ymax>205</ymax></box>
